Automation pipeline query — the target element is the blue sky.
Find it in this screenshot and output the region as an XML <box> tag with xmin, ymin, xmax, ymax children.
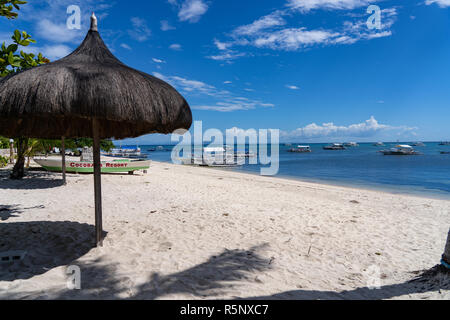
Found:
<box><xmin>1</xmin><ymin>0</ymin><xmax>449</xmax><ymax>143</ymax></box>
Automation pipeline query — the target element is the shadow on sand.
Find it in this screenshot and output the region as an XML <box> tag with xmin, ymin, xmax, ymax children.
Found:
<box><xmin>0</xmin><ymin>170</ymin><xmax>64</xmax><ymax>190</ymax></box>
<box><xmin>3</xmin><ymin>239</ymin><xmax>448</xmax><ymax>300</ymax></box>
<box><xmin>0</xmin><ymin>221</ymin><xmax>99</xmax><ymax>281</ymax></box>
<box><xmin>5</xmin><ymin>244</ymin><xmax>273</xmax><ymax>299</ymax></box>
<box><xmin>0</xmin><ymin>205</ymin><xmax>23</xmax><ymax>221</ymax></box>
<box><xmin>242</xmin><ymin>265</ymin><xmax>449</xmax><ymax>300</ymax></box>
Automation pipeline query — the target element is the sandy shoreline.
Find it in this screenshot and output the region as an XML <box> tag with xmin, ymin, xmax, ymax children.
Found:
<box><xmin>0</xmin><ymin>160</ymin><xmax>449</xmax><ymax>299</ymax></box>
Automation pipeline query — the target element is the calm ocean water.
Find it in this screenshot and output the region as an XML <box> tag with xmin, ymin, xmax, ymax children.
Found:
<box><xmin>126</xmin><ymin>143</ymin><xmax>450</xmax><ymax>199</ymax></box>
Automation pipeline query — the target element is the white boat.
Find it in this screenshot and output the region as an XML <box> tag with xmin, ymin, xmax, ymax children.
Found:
<box><xmin>34</xmin><ymin>157</ymin><xmax>151</xmax><ymax>174</ymax></box>
<box><xmin>288</xmin><ymin>145</ymin><xmax>311</xmax><ymax>153</ymax></box>
<box><xmin>102</xmin><ymin>147</ymin><xmax>147</xmax><ymax>160</ymax></box>
<box><xmin>380</xmin><ymin>145</ymin><xmax>421</xmax><ymax>155</ymax></box>
<box><xmin>323</xmin><ymin>143</ymin><xmax>346</xmax><ymax>150</ymax></box>
<box><xmin>343</xmin><ymin>142</ymin><xmax>359</xmax><ymax>147</ymax></box>
<box><xmin>181</xmin><ymin>147</ymin><xmax>242</xmax><ymax>167</ymax></box>
<box><xmin>373</xmin><ymin>142</ymin><xmax>385</xmax><ymax>146</ymax></box>
<box><xmin>412</xmin><ymin>142</ymin><xmax>426</xmax><ymax>147</ymax></box>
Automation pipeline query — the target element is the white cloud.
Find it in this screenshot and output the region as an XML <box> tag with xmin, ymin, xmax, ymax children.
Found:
<box><xmin>234</xmin><ymin>11</ymin><xmax>286</xmax><ymax>36</ymax></box>
<box><xmin>208</xmin><ymin>51</ymin><xmax>246</xmax><ymax>61</ymax></box>
<box><xmin>169</xmin><ymin>43</ymin><xmax>182</xmax><ymax>50</ymax></box>
<box><xmin>161</xmin><ymin>20</ymin><xmax>176</xmax><ymax>31</ymax></box>
<box><xmin>35</xmin><ymin>19</ymin><xmax>83</xmax><ymax>43</ymax></box>
<box><xmin>287</xmin><ymin>0</ymin><xmax>378</xmax><ymax>12</ymax></box>
<box><xmin>224</xmin><ymin>81</ymin><xmax>232</xmax><ymax>84</ymax></box>
<box><xmin>152</xmin><ymin>72</ymin><xmax>274</xmax><ymax>112</ymax></box>
<box><xmin>286</xmin><ymin>85</ymin><xmax>300</xmax><ymax>90</ymax></box>
<box><xmin>42</xmin><ymin>44</ymin><xmax>72</xmax><ymax>59</ymax></box>
<box><xmin>128</xmin><ymin>17</ymin><xmax>151</xmax><ymax>42</ymax></box>
<box><xmin>254</xmin><ymin>28</ymin><xmax>340</xmax><ymax>50</ymax></box>
<box><xmin>120</xmin><ymin>43</ymin><xmax>132</xmax><ymax>50</ymax></box>
<box><xmin>281</xmin><ymin>116</ymin><xmax>417</xmax><ymax>139</ymax></box>
<box><xmin>425</xmin><ymin>0</ymin><xmax>450</xmax><ymax>7</ymax></box>
<box><xmin>178</xmin><ymin>0</ymin><xmax>208</xmax><ymax>23</ymax></box>
<box><xmin>12</xmin><ymin>1</ymin><xmax>111</xmax><ymax>59</ymax></box>
<box><xmin>152</xmin><ymin>58</ymin><xmax>165</xmax><ymax>63</ymax></box>
<box><xmin>193</xmin><ymin>101</ymin><xmax>274</xmax><ymax>112</ymax></box>
<box><xmin>26</xmin><ymin>44</ymin><xmax>72</xmax><ymax>60</ymax></box>
<box><xmin>214</xmin><ymin>39</ymin><xmax>232</xmax><ymax>50</ymax></box>
<box><xmin>209</xmin><ymin>5</ymin><xmax>397</xmax><ymax>56</ymax></box>
<box><xmin>153</xmin><ymin>72</ymin><xmax>216</xmax><ymax>95</ymax></box>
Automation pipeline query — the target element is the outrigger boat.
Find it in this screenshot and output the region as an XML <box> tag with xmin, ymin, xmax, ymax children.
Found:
<box><xmin>102</xmin><ymin>147</ymin><xmax>147</xmax><ymax>160</ymax></box>
<box><xmin>34</xmin><ymin>157</ymin><xmax>151</xmax><ymax>174</ymax></box>
<box><xmin>343</xmin><ymin>142</ymin><xmax>359</xmax><ymax>147</ymax></box>
<box><xmin>288</xmin><ymin>145</ymin><xmax>312</xmax><ymax>153</ymax></box>
<box><xmin>323</xmin><ymin>143</ymin><xmax>346</xmax><ymax>150</ymax></box>
<box><xmin>179</xmin><ymin>147</ymin><xmax>243</xmax><ymax>167</ymax></box>
<box><xmin>379</xmin><ymin>145</ymin><xmax>422</xmax><ymax>156</ymax></box>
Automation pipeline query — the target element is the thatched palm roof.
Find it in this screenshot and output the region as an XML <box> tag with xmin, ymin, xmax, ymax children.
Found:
<box><xmin>0</xmin><ymin>15</ymin><xmax>192</xmax><ymax>139</ymax></box>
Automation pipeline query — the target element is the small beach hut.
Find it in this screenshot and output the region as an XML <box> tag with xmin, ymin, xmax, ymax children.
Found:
<box><xmin>0</xmin><ymin>14</ymin><xmax>192</xmax><ymax>246</ymax></box>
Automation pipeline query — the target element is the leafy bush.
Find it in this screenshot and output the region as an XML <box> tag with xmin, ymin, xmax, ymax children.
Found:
<box><xmin>0</xmin><ymin>155</ymin><xmax>8</xmax><ymax>168</ymax></box>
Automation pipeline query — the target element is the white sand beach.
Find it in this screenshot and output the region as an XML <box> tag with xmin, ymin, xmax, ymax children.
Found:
<box><xmin>0</xmin><ymin>161</ymin><xmax>449</xmax><ymax>300</ymax></box>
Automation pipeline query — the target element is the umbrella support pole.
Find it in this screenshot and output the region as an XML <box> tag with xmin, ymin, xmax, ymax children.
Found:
<box><xmin>61</xmin><ymin>136</ymin><xmax>66</xmax><ymax>185</ymax></box>
<box><xmin>93</xmin><ymin>119</ymin><xmax>103</xmax><ymax>247</ymax></box>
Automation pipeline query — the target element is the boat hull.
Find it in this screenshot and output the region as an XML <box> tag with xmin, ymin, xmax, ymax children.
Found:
<box><xmin>381</xmin><ymin>151</ymin><xmax>420</xmax><ymax>156</ymax></box>
<box><xmin>34</xmin><ymin>158</ymin><xmax>151</xmax><ymax>173</ymax></box>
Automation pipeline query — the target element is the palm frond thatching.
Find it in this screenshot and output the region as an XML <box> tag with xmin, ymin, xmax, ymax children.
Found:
<box><xmin>0</xmin><ymin>23</ymin><xmax>192</xmax><ymax>139</ymax></box>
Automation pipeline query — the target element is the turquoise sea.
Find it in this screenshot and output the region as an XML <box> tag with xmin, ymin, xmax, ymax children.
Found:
<box><xmin>125</xmin><ymin>142</ymin><xmax>450</xmax><ymax>199</ymax></box>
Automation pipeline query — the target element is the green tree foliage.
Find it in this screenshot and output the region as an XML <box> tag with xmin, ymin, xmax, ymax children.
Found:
<box><xmin>0</xmin><ymin>1</ymin><xmax>50</xmax><ymax>178</ymax></box>
<box><xmin>0</xmin><ymin>1</ymin><xmax>49</xmax><ymax>76</ymax></box>
<box><xmin>0</xmin><ymin>136</ymin><xmax>10</xmax><ymax>148</ymax></box>
<box><xmin>0</xmin><ymin>155</ymin><xmax>8</xmax><ymax>168</ymax></box>
<box><xmin>0</xmin><ymin>0</ymin><xmax>26</xmax><ymax>19</ymax></box>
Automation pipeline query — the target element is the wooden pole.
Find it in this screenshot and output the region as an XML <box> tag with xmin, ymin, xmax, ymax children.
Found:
<box><xmin>61</xmin><ymin>136</ymin><xmax>66</xmax><ymax>185</ymax></box>
<box><xmin>92</xmin><ymin>119</ymin><xmax>103</xmax><ymax>247</ymax></box>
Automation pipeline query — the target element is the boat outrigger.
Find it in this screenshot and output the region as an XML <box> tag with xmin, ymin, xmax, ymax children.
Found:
<box><xmin>380</xmin><ymin>145</ymin><xmax>422</xmax><ymax>156</ymax></box>
<box><xmin>102</xmin><ymin>147</ymin><xmax>147</xmax><ymax>160</ymax></box>
<box><xmin>34</xmin><ymin>157</ymin><xmax>151</xmax><ymax>174</ymax></box>
<box><xmin>288</xmin><ymin>145</ymin><xmax>312</xmax><ymax>153</ymax></box>
<box><xmin>343</xmin><ymin>142</ymin><xmax>359</xmax><ymax>147</ymax></box>
<box><xmin>323</xmin><ymin>143</ymin><xmax>346</xmax><ymax>150</ymax></box>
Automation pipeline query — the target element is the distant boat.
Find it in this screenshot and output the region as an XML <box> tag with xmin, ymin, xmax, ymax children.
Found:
<box><xmin>411</xmin><ymin>142</ymin><xmax>426</xmax><ymax>147</ymax></box>
<box><xmin>180</xmin><ymin>147</ymin><xmax>242</xmax><ymax>167</ymax></box>
<box><xmin>102</xmin><ymin>147</ymin><xmax>147</xmax><ymax>160</ymax></box>
<box><xmin>234</xmin><ymin>150</ymin><xmax>257</xmax><ymax>158</ymax></box>
<box><xmin>323</xmin><ymin>143</ymin><xmax>346</xmax><ymax>150</ymax></box>
<box><xmin>343</xmin><ymin>142</ymin><xmax>359</xmax><ymax>147</ymax></box>
<box><xmin>380</xmin><ymin>145</ymin><xmax>421</xmax><ymax>155</ymax></box>
<box><xmin>441</xmin><ymin>151</ymin><xmax>450</xmax><ymax>155</ymax></box>
<box><xmin>439</xmin><ymin>141</ymin><xmax>450</xmax><ymax>146</ymax></box>
<box><xmin>288</xmin><ymin>145</ymin><xmax>312</xmax><ymax>153</ymax></box>
<box><xmin>34</xmin><ymin>158</ymin><xmax>151</xmax><ymax>174</ymax></box>
<box><xmin>373</xmin><ymin>142</ymin><xmax>385</xmax><ymax>146</ymax></box>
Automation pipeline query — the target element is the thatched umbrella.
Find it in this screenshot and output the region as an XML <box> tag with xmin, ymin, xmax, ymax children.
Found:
<box><xmin>0</xmin><ymin>14</ymin><xmax>192</xmax><ymax>246</ymax></box>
